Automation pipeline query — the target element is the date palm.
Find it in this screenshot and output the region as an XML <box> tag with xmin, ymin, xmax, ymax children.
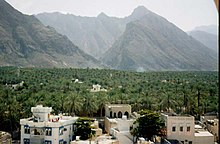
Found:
<box><xmin>64</xmin><ymin>92</ymin><xmax>83</xmax><ymax>116</ymax></box>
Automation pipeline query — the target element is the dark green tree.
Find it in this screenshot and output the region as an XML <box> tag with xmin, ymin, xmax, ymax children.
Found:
<box><xmin>130</xmin><ymin>110</ymin><xmax>164</xmax><ymax>141</ymax></box>
<box><xmin>75</xmin><ymin>118</ymin><xmax>96</xmax><ymax>142</ymax></box>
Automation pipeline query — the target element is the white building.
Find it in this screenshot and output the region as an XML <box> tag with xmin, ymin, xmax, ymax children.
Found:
<box><xmin>90</xmin><ymin>84</ymin><xmax>107</xmax><ymax>92</ymax></box>
<box><xmin>161</xmin><ymin>113</ymin><xmax>195</xmax><ymax>144</ymax></box>
<box><xmin>194</xmin><ymin>124</ymin><xmax>214</xmax><ymax>144</ymax></box>
<box><xmin>20</xmin><ymin>105</ymin><xmax>78</xmax><ymax>144</ymax></box>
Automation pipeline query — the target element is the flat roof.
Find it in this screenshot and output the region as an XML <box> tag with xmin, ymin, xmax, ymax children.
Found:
<box><xmin>106</xmin><ymin>104</ymin><xmax>131</xmax><ymax>108</ymax></box>
<box><xmin>161</xmin><ymin>112</ymin><xmax>192</xmax><ymax>117</ymax></box>
<box><xmin>20</xmin><ymin>116</ymin><xmax>78</xmax><ymax>127</ymax></box>
<box><xmin>195</xmin><ymin>131</ymin><xmax>213</xmax><ymax>137</ymax></box>
<box><xmin>195</xmin><ymin>125</ymin><xmax>202</xmax><ymax>129</ymax></box>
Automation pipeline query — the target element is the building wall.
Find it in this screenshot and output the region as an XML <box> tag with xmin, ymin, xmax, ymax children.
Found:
<box><xmin>200</xmin><ymin>115</ymin><xmax>217</xmax><ymax>124</ymax></box>
<box><xmin>105</xmin><ymin>104</ymin><xmax>131</xmax><ymax>118</ymax></box>
<box><xmin>194</xmin><ymin>135</ymin><xmax>214</xmax><ymax>144</ymax></box>
<box><xmin>104</xmin><ymin>117</ymin><xmax>117</xmax><ymax>134</ymax></box>
<box><xmin>116</xmin><ymin>119</ymin><xmax>134</xmax><ymax>132</ymax></box>
<box><xmin>21</xmin><ymin>123</ymin><xmax>75</xmax><ymax>144</ymax></box>
<box><xmin>207</xmin><ymin>119</ymin><xmax>219</xmax><ymax>142</ymax></box>
<box><xmin>162</xmin><ymin>114</ymin><xmax>195</xmax><ymax>144</ymax></box>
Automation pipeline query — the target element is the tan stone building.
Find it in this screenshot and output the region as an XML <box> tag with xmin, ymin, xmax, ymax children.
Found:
<box><xmin>161</xmin><ymin>113</ymin><xmax>195</xmax><ymax>144</ymax></box>
<box><xmin>162</xmin><ymin>113</ymin><xmax>215</xmax><ymax>144</ymax></box>
<box><xmin>104</xmin><ymin>104</ymin><xmax>134</xmax><ymax>135</ymax></box>
<box><xmin>105</xmin><ymin>104</ymin><xmax>131</xmax><ymax>119</ymax></box>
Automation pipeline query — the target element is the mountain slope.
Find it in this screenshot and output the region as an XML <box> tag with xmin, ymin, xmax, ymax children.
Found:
<box><xmin>188</xmin><ymin>30</ymin><xmax>218</xmax><ymax>52</ymax></box>
<box><xmin>36</xmin><ymin>12</ymin><xmax>125</xmax><ymax>58</ymax></box>
<box><xmin>0</xmin><ymin>0</ymin><xmax>102</xmax><ymax>68</ymax></box>
<box><xmin>102</xmin><ymin>7</ymin><xmax>217</xmax><ymax>71</ymax></box>
<box><xmin>192</xmin><ymin>25</ymin><xmax>218</xmax><ymax>35</ymax></box>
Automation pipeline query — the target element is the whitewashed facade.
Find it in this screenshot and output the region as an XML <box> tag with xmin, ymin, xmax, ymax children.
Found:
<box><xmin>20</xmin><ymin>105</ymin><xmax>78</xmax><ymax>144</ymax></box>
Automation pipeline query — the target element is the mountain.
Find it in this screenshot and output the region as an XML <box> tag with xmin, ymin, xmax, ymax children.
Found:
<box><xmin>192</xmin><ymin>25</ymin><xmax>218</xmax><ymax>35</ymax></box>
<box><xmin>188</xmin><ymin>30</ymin><xmax>218</xmax><ymax>52</ymax></box>
<box><xmin>36</xmin><ymin>12</ymin><xmax>125</xmax><ymax>58</ymax></box>
<box><xmin>102</xmin><ymin>7</ymin><xmax>217</xmax><ymax>71</ymax></box>
<box><xmin>0</xmin><ymin>0</ymin><xmax>103</xmax><ymax>68</ymax></box>
<box><xmin>35</xmin><ymin>6</ymin><xmax>152</xmax><ymax>59</ymax></box>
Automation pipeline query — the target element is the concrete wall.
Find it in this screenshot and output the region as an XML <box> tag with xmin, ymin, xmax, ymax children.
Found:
<box><xmin>195</xmin><ymin>134</ymin><xmax>214</xmax><ymax>144</ymax></box>
<box><xmin>104</xmin><ymin>117</ymin><xmax>117</xmax><ymax>134</ymax></box>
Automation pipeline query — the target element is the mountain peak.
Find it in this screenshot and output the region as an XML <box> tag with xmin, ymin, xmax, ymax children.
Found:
<box><xmin>97</xmin><ymin>12</ymin><xmax>108</xmax><ymax>18</ymax></box>
<box><xmin>130</xmin><ymin>6</ymin><xmax>150</xmax><ymax>18</ymax></box>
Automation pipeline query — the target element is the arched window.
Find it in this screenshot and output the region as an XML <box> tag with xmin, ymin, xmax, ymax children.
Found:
<box><xmin>114</xmin><ymin>112</ymin><xmax>117</xmax><ymax>118</ymax></box>
<box><xmin>110</xmin><ymin>111</ymin><xmax>112</xmax><ymax>118</ymax></box>
<box><xmin>118</xmin><ymin>111</ymin><xmax>122</xmax><ymax>118</ymax></box>
<box><xmin>124</xmin><ymin>111</ymin><xmax>129</xmax><ymax>118</ymax></box>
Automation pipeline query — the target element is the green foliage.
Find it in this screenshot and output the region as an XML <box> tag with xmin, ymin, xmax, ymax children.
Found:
<box><xmin>131</xmin><ymin>110</ymin><xmax>165</xmax><ymax>140</ymax></box>
<box><xmin>0</xmin><ymin>66</ymin><xmax>218</xmax><ymax>136</ymax></box>
<box><xmin>75</xmin><ymin>118</ymin><xmax>96</xmax><ymax>140</ymax></box>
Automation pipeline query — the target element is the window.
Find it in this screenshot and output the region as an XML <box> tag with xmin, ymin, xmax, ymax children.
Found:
<box><xmin>189</xmin><ymin>141</ymin><xmax>192</xmax><ymax>144</ymax></box>
<box><xmin>72</xmin><ymin>124</ymin><xmax>76</xmax><ymax>132</ymax></box>
<box><xmin>181</xmin><ymin>141</ymin><xmax>184</xmax><ymax>144</ymax></box>
<box><xmin>172</xmin><ymin>126</ymin><xmax>176</xmax><ymax>132</ymax></box>
<box><xmin>59</xmin><ymin>126</ymin><xmax>64</xmax><ymax>135</ymax></box>
<box><xmin>110</xmin><ymin>111</ymin><xmax>112</xmax><ymax>118</ymax></box>
<box><xmin>180</xmin><ymin>126</ymin><xmax>183</xmax><ymax>132</ymax></box>
<box><xmin>187</xmin><ymin>126</ymin><xmax>190</xmax><ymax>132</ymax></box>
<box><xmin>114</xmin><ymin>112</ymin><xmax>116</xmax><ymax>118</ymax></box>
<box><xmin>24</xmin><ymin>138</ymin><xmax>30</xmax><ymax>144</ymax></box>
<box><xmin>24</xmin><ymin>125</ymin><xmax>30</xmax><ymax>134</ymax></box>
<box><xmin>45</xmin><ymin>140</ymin><xmax>52</xmax><ymax>144</ymax></box>
<box><xmin>45</xmin><ymin>127</ymin><xmax>52</xmax><ymax>136</ymax></box>
<box><xmin>59</xmin><ymin>139</ymin><xmax>63</xmax><ymax>144</ymax></box>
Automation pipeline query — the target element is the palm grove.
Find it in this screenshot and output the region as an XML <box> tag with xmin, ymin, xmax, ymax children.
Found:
<box><xmin>0</xmin><ymin>67</ymin><xmax>218</xmax><ymax>137</ymax></box>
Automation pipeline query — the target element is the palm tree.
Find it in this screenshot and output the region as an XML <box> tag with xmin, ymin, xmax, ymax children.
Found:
<box><xmin>82</xmin><ymin>93</ymin><xmax>98</xmax><ymax>117</ymax></box>
<box><xmin>96</xmin><ymin>92</ymin><xmax>110</xmax><ymax>117</ymax></box>
<box><xmin>64</xmin><ymin>92</ymin><xmax>83</xmax><ymax>116</ymax></box>
<box><xmin>130</xmin><ymin>94</ymin><xmax>142</xmax><ymax>112</ymax></box>
<box><xmin>0</xmin><ymin>89</ymin><xmax>21</xmax><ymax>135</ymax></box>
<box><xmin>159</xmin><ymin>91</ymin><xmax>177</xmax><ymax>112</ymax></box>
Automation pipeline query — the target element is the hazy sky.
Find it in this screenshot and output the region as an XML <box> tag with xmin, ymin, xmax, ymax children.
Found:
<box><xmin>5</xmin><ymin>0</ymin><xmax>218</xmax><ymax>31</ymax></box>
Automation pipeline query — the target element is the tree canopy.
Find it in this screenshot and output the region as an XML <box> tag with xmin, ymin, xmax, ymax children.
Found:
<box><xmin>0</xmin><ymin>66</ymin><xmax>218</xmax><ymax>138</ymax></box>
<box><xmin>75</xmin><ymin>117</ymin><xmax>96</xmax><ymax>140</ymax></box>
<box><xmin>130</xmin><ymin>110</ymin><xmax>165</xmax><ymax>140</ymax></box>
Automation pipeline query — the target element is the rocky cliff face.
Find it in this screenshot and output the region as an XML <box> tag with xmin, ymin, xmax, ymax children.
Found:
<box><xmin>0</xmin><ymin>0</ymin><xmax>103</xmax><ymax>68</ymax></box>
<box><xmin>102</xmin><ymin>7</ymin><xmax>217</xmax><ymax>71</ymax></box>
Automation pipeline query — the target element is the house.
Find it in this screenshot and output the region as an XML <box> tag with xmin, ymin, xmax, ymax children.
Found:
<box><xmin>200</xmin><ymin>112</ymin><xmax>218</xmax><ymax>142</ymax></box>
<box><xmin>161</xmin><ymin>113</ymin><xmax>195</xmax><ymax>144</ymax></box>
<box><xmin>206</xmin><ymin>119</ymin><xmax>219</xmax><ymax>142</ymax></box>
<box><xmin>161</xmin><ymin>113</ymin><xmax>215</xmax><ymax>144</ymax></box>
<box><xmin>194</xmin><ymin>124</ymin><xmax>214</xmax><ymax>144</ymax></box>
<box><xmin>20</xmin><ymin>105</ymin><xmax>78</xmax><ymax>144</ymax></box>
<box><xmin>104</xmin><ymin>104</ymin><xmax>134</xmax><ymax>141</ymax></box>
<box><xmin>90</xmin><ymin>84</ymin><xmax>107</xmax><ymax>92</ymax></box>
